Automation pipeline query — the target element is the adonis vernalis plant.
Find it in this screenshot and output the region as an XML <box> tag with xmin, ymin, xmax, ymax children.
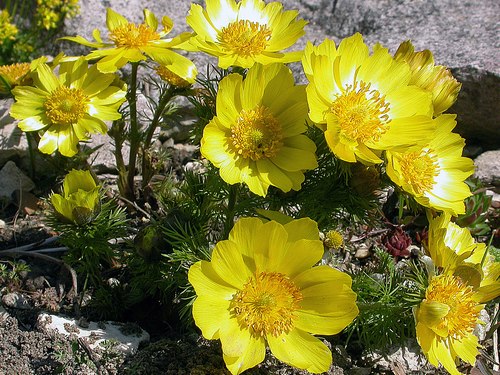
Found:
<box><xmin>62</xmin><ymin>7</ymin><xmax>197</xmax><ymax>80</ymax></box>
<box><xmin>414</xmin><ymin>272</ymin><xmax>484</xmax><ymax>375</ymax></box>
<box><xmin>2</xmin><ymin>1</ymin><xmax>497</xmax><ymax>374</ymax></box>
<box><xmin>50</xmin><ymin>169</ymin><xmax>100</xmax><ymax>225</ymax></box>
<box><xmin>200</xmin><ymin>62</ymin><xmax>317</xmax><ymax>196</ymax></box>
<box><xmin>10</xmin><ymin>57</ymin><xmax>126</xmax><ymax>157</ymax></box>
<box><xmin>188</xmin><ymin>217</ymin><xmax>358</xmax><ymax>374</ymax></box>
<box><xmin>186</xmin><ymin>0</ymin><xmax>306</xmax><ymax>69</ymax></box>
<box><xmin>386</xmin><ymin>115</ymin><xmax>474</xmax><ymax>215</ymax></box>
<box><xmin>302</xmin><ymin>34</ymin><xmax>436</xmax><ymax>164</ymax></box>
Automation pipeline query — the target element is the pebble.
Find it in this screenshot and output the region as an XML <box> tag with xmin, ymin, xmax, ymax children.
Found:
<box><xmin>2</xmin><ymin>292</ymin><xmax>31</xmax><ymax>310</ymax></box>
<box><xmin>354</xmin><ymin>245</ymin><xmax>371</xmax><ymax>259</ymax></box>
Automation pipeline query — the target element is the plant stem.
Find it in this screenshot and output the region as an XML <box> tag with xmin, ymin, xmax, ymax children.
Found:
<box><xmin>223</xmin><ymin>183</ymin><xmax>239</xmax><ymax>239</ymax></box>
<box><xmin>141</xmin><ymin>85</ymin><xmax>177</xmax><ymax>190</ymax></box>
<box><xmin>125</xmin><ymin>62</ymin><xmax>140</xmax><ymax>201</ymax></box>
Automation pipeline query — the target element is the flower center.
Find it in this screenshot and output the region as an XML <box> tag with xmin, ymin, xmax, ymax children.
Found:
<box><xmin>45</xmin><ymin>86</ymin><xmax>89</xmax><ymax>125</ymax></box>
<box><xmin>230</xmin><ymin>106</ymin><xmax>283</xmax><ymax>161</ymax></box>
<box><xmin>109</xmin><ymin>23</ymin><xmax>160</xmax><ymax>48</ymax></box>
<box><xmin>231</xmin><ymin>271</ymin><xmax>302</xmax><ymax>337</ymax></box>
<box><xmin>218</xmin><ymin>20</ymin><xmax>271</xmax><ymax>56</ymax></box>
<box><xmin>330</xmin><ymin>81</ymin><xmax>390</xmax><ymax>144</ymax></box>
<box><xmin>425</xmin><ymin>274</ymin><xmax>480</xmax><ymax>338</ymax></box>
<box><xmin>0</xmin><ymin>62</ymin><xmax>31</xmax><ymax>86</ymax></box>
<box><xmin>399</xmin><ymin>149</ymin><xmax>439</xmax><ymax>195</ymax></box>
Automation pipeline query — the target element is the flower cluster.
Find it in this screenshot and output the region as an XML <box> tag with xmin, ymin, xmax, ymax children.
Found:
<box><xmin>0</xmin><ymin>9</ymin><xmax>18</xmax><ymax>44</ymax></box>
<box><xmin>4</xmin><ymin>1</ymin><xmax>497</xmax><ymax>374</ymax></box>
<box><xmin>35</xmin><ymin>0</ymin><xmax>80</xmax><ymax>31</ymax></box>
<box><xmin>415</xmin><ymin>213</ymin><xmax>500</xmax><ymax>374</ymax></box>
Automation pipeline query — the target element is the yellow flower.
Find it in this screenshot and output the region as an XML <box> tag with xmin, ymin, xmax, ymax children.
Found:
<box><xmin>10</xmin><ymin>57</ymin><xmax>126</xmax><ymax>157</ymax></box>
<box><xmin>302</xmin><ymin>34</ymin><xmax>436</xmax><ymax>164</ymax></box>
<box><xmin>394</xmin><ymin>40</ymin><xmax>461</xmax><ymax>116</ymax></box>
<box><xmin>0</xmin><ymin>63</ymin><xmax>32</xmax><ymax>94</ymax></box>
<box><xmin>50</xmin><ymin>169</ymin><xmax>100</xmax><ymax>225</ymax></box>
<box><xmin>188</xmin><ymin>217</ymin><xmax>358</xmax><ymax>374</ymax></box>
<box><xmin>61</xmin><ymin>8</ymin><xmax>197</xmax><ymax>81</ymax></box>
<box><xmin>200</xmin><ymin>63</ymin><xmax>317</xmax><ymax>196</ymax></box>
<box><xmin>415</xmin><ymin>273</ymin><xmax>484</xmax><ymax>375</ymax></box>
<box><xmin>386</xmin><ymin>115</ymin><xmax>474</xmax><ymax>215</ymax></box>
<box><xmin>426</xmin><ymin>213</ymin><xmax>500</xmax><ymax>303</ymax></box>
<box><xmin>186</xmin><ymin>0</ymin><xmax>306</xmax><ymax>69</ymax></box>
<box><xmin>0</xmin><ymin>9</ymin><xmax>18</xmax><ymax>44</ymax></box>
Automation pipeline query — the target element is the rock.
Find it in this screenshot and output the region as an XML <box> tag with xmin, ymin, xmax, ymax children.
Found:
<box><xmin>364</xmin><ymin>339</ymin><xmax>431</xmax><ymax>373</ymax></box>
<box><xmin>0</xmin><ymin>99</ymin><xmax>28</xmax><ymax>168</ymax></box>
<box><xmin>354</xmin><ymin>245</ymin><xmax>371</xmax><ymax>259</ymax></box>
<box><xmin>2</xmin><ymin>292</ymin><xmax>31</xmax><ymax>310</ymax></box>
<box><xmin>37</xmin><ymin>313</ymin><xmax>150</xmax><ymax>356</ymax></box>
<box><xmin>0</xmin><ymin>161</ymin><xmax>35</xmax><ymax>200</ymax></box>
<box><xmin>0</xmin><ymin>304</ymin><xmax>9</xmax><ymax>323</ymax></box>
<box><xmin>474</xmin><ymin>309</ymin><xmax>491</xmax><ymax>341</ymax></box>
<box><xmin>85</xmin><ymin>132</ymin><xmax>130</xmax><ymax>174</ymax></box>
<box><xmin>474</xmin><ymin>150</ymin><xmax>500</xmax><ymax>187</ymax></box>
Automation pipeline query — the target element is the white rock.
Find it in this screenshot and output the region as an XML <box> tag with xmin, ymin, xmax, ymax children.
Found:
<box><xmin>37</xmin><ymin>313</ymin><xmax>149</xmax><ymax>355</ymax></box>
<box><xmin>0</xmin><ymin>161</ymin><xmax>35</xmax><ymax>199</ymax></box>
<box><xmin>365</xmin><ymin>339</ymin><xmax>428</xmax><ymax>372</ymax></box>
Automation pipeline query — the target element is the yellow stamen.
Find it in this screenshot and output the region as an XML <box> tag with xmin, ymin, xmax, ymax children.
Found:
<box><xmin>325</xmin><ymin>230</ymin><xmax>344</xmax><ymax>250</ymax></box>
<box><xmin>399</xmin><ymin>149</ymin><xmax>439</xmax><ymax>195</ymax></box>
<box><xmin>109</xmin><ymin>23</ymin><xmax>159</xmax><ymax>48</ymax></box>
<box><xmin>45</xmin><ymin>86</ymin><xmax>88</xmax><ymax>125</ymax></box>
<box><xmin>330</xmin><ymin>81</ymin><xmax>390</xmax><ymax>144</ymax></box>
<box><xmin>231</xmin><ymin>105</ymin><xmax>283</xmax><ymax>161</ymax></box>
<box><xmin>425</xmin><ymin>274</ymin><xmax>480</xmax><ymax>338</ymax></box>
<box><xmin>218</xmin><ymin>20</ymin><xmax>271</xmax><ymax>56</ymax></box>
<box><xmin>0</xmin><ymin>62</ymin><xmax>31</xmax><ymax>92</ymax></box>
<box><xmin>231</xmin><ymin>271</ymin><xmax>302</xmax><ymax>337</ymax></box>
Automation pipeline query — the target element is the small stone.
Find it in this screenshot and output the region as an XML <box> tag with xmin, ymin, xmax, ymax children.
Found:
<box><xmin>354</xmin><ymin>245</ymin><xmax>371</xmax><ymax>259</ymax></box>
<box><xmin>474</xmin><ymin>150</ymin><xmax>500</xmax><ymax>186</ymax></box>
<box><xmin>474</xmin><ymin>309</ymin><xmax>491</xmax><ymax>341</ymax></box>
<box><xmin>0</xmin><ymin>219</ymin><xmax>5</xmax><ymax>229</ymax></box>
<box><xmin>2</xmin><ymin>292</ymin><xmax>31</xmax><ymax>310</ymax></box>
<box><xmin>0</xmin><ymin>161</ymin><xmax>35</xmax><ymax>200</ymax></box>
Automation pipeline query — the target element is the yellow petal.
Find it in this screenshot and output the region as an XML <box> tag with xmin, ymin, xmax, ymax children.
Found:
<box><xmin>106</xmin><ymin>8</ymin><xmax>129</xmax><ymax>31</ymax></box>
<box><xmin>267</xmin><ymin>328</ymin><xmax>332</xmax><ymax>373</ymax></box>
<box><xmin>192</xmin><ymin>295</ymin><xmax>231</xmax><ymax>340</ymax></box>
<box><xmin>211</xmin><ymin>240</ymin><xmax>253</xmax><ymax>289</ymax></box>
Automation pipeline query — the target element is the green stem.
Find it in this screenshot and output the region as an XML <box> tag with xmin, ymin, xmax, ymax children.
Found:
<box><xmin>125</xmin><ymin>62</ymin><xmax>140</xmax><ymax>201</ymax></box>
<box><xmin>78</xmin><ymin>273</ymin><xmax>89</xmax><ymax>309</ymax></box>
<box><xmin>141</xmin><ymin>86</ymin><xmax>177</xmax><ymax>190</ymax></box>
<box><xmin>223</xmin><ymin>184</ymin><xmax>239</xmax><ymax>239</ymax></box>
<box><xmin>26</xmin><ymin>132</ymin><xmax>37</xmax><ymax>180</ymax></box>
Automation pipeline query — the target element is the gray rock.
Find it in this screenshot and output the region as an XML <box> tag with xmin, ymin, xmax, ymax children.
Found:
<box><xmin>0</xmin><ymin>99</ymin><xmax>28</xmax><ymax>168</ymax></box>
<box><xmin>364</xmin><ymin>339</ymin><xmax>432</xmax><ymax>373</ymax></box>
<box><xmin>0</xmin><ymin>161</ymin><xmax>35</xmax><ymax>200</ymax></box>
<box><xmin>474</xmin><ymin>150</ymin><xmax>500</xmax><ymax>187</ymax></box>
<box><xmin>2</xmin><ymin>292</ymin><xmax>31</xmax><ymax>310</ymax></box>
